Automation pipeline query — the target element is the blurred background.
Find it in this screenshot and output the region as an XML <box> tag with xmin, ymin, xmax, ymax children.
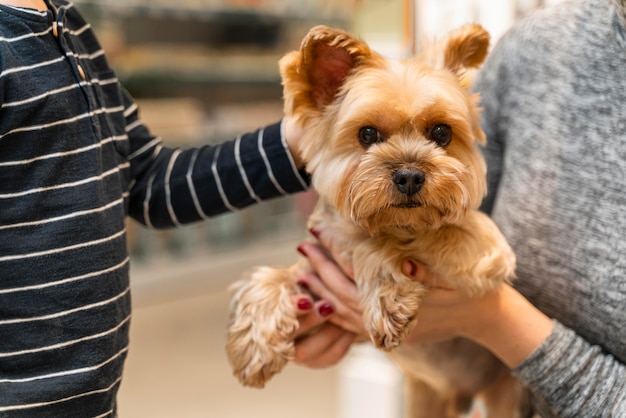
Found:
<box><xmin>73</xmin><ymin>0</ymin><xmax>562</xmax><ymax>416</ymax></box>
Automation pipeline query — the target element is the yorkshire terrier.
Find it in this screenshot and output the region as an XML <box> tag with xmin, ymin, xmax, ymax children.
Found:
<box><xmin>226</xmin><ymin>24</ymin><xmax>528</xmax><ymax>417</ymax></box>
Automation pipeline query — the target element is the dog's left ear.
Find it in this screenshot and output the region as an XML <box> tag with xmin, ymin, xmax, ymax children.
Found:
<box><xmin>441</xmin><ymin>24</ymin><xmax>490</xmax><ymax>76</ymax></box>
<box><xmin>280</xmin><ymin>25</ymin><xmax>375</xmax><ymax>122</ymax></box>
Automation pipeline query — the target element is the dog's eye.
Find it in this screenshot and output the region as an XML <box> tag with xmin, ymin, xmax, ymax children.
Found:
<box><xmin>358</xmin><ymin>126</ymin><xmax>385</xmax><ymax>147</ymax></box>
<box><xmin>428</xmin><ymin>124</ymin><xmax>452</xmax><ymax>147</ymax></box>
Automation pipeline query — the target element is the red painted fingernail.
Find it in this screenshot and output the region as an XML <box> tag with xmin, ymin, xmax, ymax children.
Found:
<box><xmin>309</xmin><ymin>228</ymin><xmax>321</xmax><ymax>239</ymax></box>
<box><xmin>318</xmin><ymin>303</ymin><xmax>334</xmax><ymax>317</ymax></box>
<box><xmin>297</xmin><ymin>280</ymin><xmax>309</xmax><ymax>290</ymax></box>
<box><xmin>297</xmin><ymin>298</ymin><xmax>312</xmax><ymax>310</ymax></box>
<box><xmin>297</xmin><ymin>245</ymin><xmax>307</xmax><ymax>257</ymax></box>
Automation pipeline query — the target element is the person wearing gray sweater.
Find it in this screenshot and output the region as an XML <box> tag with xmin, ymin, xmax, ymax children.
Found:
<box><xmin>471</xmin><ymin>0</ymin><xmax>626</xmax><ymax>415</ymax></box>
<box><xmin>291</xmin><ymin>0</ymin><xmax>626</xmax><ymax>416</ymax></box>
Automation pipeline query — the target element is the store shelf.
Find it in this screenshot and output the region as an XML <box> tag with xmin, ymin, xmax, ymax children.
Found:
<box><xmin>73</xmin><ymin>0</ymin><xmax>355</xmax><ymax>22</ymax></box>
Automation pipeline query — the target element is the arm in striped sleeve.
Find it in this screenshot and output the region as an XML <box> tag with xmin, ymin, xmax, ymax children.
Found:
<box><xmin>125</xmin><ymin>92</ymin><xmax>310</xmax><ymax>228</ymax></box>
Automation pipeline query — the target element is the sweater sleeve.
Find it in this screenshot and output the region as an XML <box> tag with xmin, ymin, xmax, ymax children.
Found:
<box><xmin>122</xmin><ymin>89</ymin><xmax>310</xmax><ymax>228</ymax></box>
<box><xmin>514</xmin><ymin>321</ymin><xmax>626</xmax><ymax>417</ymax></box>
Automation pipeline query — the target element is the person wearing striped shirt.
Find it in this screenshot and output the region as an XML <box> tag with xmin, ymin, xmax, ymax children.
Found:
<box><xmin>0</xmin><ymin>0</ymin><xmax>309</xmax><ymax>415</ymax></box>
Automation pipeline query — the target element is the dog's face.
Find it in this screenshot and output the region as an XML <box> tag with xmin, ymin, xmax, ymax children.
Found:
<box><xmin>281</xmin><ymin>25</ymin><xmax>490</xmax><ymax>234</ymax></box>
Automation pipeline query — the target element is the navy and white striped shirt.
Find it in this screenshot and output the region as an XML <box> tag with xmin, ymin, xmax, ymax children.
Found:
<box><xmin>0</xmin><ymin>1</ymin><xmax>308</xmax><ymax>415</ymax></box>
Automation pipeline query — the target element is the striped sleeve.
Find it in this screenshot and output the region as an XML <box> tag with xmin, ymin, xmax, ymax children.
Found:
<box><xmin>124</xmin><ymin>96</ymin><xmax>310</xmax><ymax>228</ymax></box>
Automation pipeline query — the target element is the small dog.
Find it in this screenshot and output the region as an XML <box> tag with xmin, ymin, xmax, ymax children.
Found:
<box><xmin>227</xmin><ymin>24</ymin><xmax>528</xmax><ymax>417</ymax></box>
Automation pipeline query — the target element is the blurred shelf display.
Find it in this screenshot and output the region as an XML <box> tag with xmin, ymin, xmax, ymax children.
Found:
<box><xmin>75</xmin><ymin>0</ymin><xmax>355</xmax><ymax>102</ymax></box>
<box><xmin>73</xmin><ymin>0</ymin><xmax>358</xmax><ymax>20</ymax></box>
<box><xmin>68</xmin><ymin>1</ymin><xmax>344</xmax><ymax>260</ymax></box>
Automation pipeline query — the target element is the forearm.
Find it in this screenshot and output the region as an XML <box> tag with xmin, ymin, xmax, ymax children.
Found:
<box><xmin>128</xmin><ymin>120</ymin><xmax>309</xmax><ymax>228</ymax></box>
<box><xmin>465</xmin><ymin>286</ymin><xmax>626</xmax><ymax>417</ymax></box>
<box><xmin>514</xmin><ymin>321</ymin><xmax>626</xmax><ymax>417</ymax></box>
<box><xmin>466</xmin><ymin>285</ymin><xmax>553</xmax><ymax>369</ymax></box>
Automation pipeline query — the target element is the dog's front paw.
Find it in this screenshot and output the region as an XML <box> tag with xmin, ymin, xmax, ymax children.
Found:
<box><xmin>364</xmin><ymin>282</ymin><xmax>425</xmax><ymax>351</ymax></box>
<box><xmin>226</xmin><ymin>267</ymin><xmax>299</xmax><ymax>388</ymax></box>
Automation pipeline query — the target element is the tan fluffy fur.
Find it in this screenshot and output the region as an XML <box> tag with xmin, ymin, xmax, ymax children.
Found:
<box><xmin>227</xmin><ymin>24</ymin><xmax>528</xmax><ymax>417</ymax></box>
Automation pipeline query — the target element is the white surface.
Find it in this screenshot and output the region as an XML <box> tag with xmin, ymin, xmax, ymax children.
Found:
<box><xmin>338</xmin><ymin>344</ymin><xmax>404</xmax><ymax>418</ymax></box>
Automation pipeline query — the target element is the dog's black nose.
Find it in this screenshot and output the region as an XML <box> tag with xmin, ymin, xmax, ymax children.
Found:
<box><xmin>393</xmin><ymin>168</ymin><xmax>425</xmax><ymax>196</ymax></box>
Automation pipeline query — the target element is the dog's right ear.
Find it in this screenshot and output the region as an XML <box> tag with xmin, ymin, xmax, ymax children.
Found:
<box><xmin>280</xmin><ymin>26</ymin><xmax>373</xmax><ymax>123</ymax></box>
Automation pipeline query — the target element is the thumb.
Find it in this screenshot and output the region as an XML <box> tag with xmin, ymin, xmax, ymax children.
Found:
<box><xmin>401</xmin><ymin>259</ymin><xmax>434</xmax><ymax>285</ymax></box>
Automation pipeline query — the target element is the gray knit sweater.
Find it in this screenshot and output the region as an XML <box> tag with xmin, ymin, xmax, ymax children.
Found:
<box><xmin>474</xmin><ymin>0</ymin><xmax>626</xmax><ymax>416</ymax></box>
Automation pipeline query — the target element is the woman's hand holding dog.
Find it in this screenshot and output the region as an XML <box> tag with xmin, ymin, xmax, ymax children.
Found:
<box><xmin>293</xmin><ymin>229</ymin><xmax>554</xmax><ymax>370</ymax></box>
<box><xmin>290</xmin><ymin>240</ymin><xmax>359</xmax><ymax>368</ymax></box>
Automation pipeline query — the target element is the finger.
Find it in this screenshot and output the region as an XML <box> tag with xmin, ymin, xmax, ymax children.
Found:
<box><xmin>301</xmin><ymin>273</ymin><xmax>366</xmax><ymax>335</ymax></box>
<box><xmin>327</xmin><ymin>311</ymin><xmax>367</xmax><ymax>336</ymax></box>
<box><xmin>401</xmin><ymin>259</ymin><xmax>447</xmax><ymax>287</ymax></box>
<box><xmin>312</xmin><ymin>297</ymin><xmax>362</xmax><ymax>335</ymax></box>
<box><xmin>401</xmin><ymin>259</ymin><xmax>418</xmax><ymax>279</ymax></box>
<box><xmin>298</xmin><ymin>270</ymin><xmax>339</xmax><ymax>305</ymax></box>
<box><xmin>303</xmin><ymin>331</ymin><xmax>355</xmax><ymax>368</ymax></box>
<box><xmin>295</xmin><ymin>310</ymin><xmax>326</xmax><ymax>337</ymax></box>
<box><xmin>298</xmin><ymin>243</ymin><xmax>366</xmax><ymax>335</ymax></box>
<box><xmin>294</xmin><ymin>297</ymin><xmax>337</xmax><ymax>337</ymax></box>
<box><xmin>299</xmin><ymin>243</ymin><xmax>359</xmax><ymax>302</ymax></box>
<box><xmin>295</xmin><ymin>324</ymin><xmax>343</xmax><ymax>365</ymax></box>
<box><xmin>294</xmin><ymin>324</ymin><xmax>356</xmax><ymax>368</ymax></box>
<box><xmin>293</xmin><ymin>290</ymin><xmax>334</xmax><ymax>335</ymax></box>
<box><xmin>298</xmin><ymin>271</ymin><xmax>361</xmax><ymax>316</ymax></box>
<box><xmin>291</xmin><ymin>294</ymin><xmax>314</xmax><ymax>314</ymax></box>
<box><xmin>401</xmin><ymin>259</ymin><xmax>430</xmax><ymax>283</ymax></box>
